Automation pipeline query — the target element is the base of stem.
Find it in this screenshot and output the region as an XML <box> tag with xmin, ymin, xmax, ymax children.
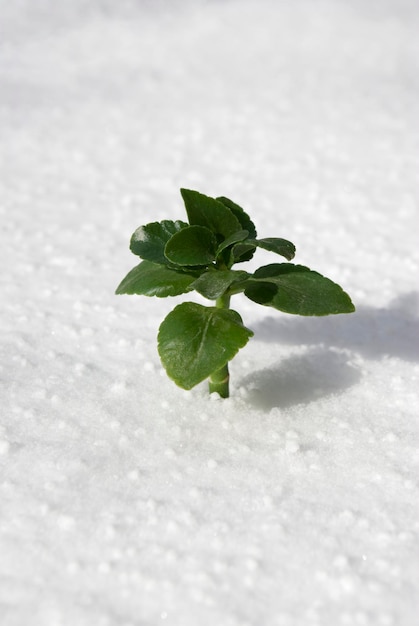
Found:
<box><xmin>209</xmin><ymin>363</ymin><xmax>230</xmax><ymax>398</ymax></box>
<box><xmin>208</xmin><ymin>375</ymin><xmax>230</xmax><ymax>398</ymax></box>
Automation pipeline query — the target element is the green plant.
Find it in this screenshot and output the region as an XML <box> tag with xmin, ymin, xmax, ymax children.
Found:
<box><xmin>116</xmin><ymin>189</ymin><xmax>355</xmax><ymax>398</ymax></box>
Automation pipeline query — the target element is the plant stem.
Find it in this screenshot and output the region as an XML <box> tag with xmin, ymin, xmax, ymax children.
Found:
<box><xmin>209</xmin><ymin>293</ymin><xmax>231</xmax><ymax>398</ymax></box>
<box><xmin>215</xmin><ymin>293</ymin><xmax>231</xmax><ymax>310</ymax></box>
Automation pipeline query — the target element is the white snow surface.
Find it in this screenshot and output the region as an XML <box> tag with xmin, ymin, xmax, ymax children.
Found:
<box><xmin>1</xmin><ymin>1</ymin><xmax>419</xmax><ymax>625</ymax></box>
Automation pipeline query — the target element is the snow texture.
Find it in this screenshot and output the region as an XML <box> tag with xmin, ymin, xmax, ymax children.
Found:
<box><xmin>1</xmin><ymin>1</ymin><xmax>419</xmax><ymax>625</ymax></box>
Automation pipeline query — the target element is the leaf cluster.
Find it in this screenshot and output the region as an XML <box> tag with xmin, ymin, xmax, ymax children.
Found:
<box><xmin>116</xmin><ymin>189</ymin><xmax>355</xmax><ymax>393</ymax></box>
<box><xmin>116</xmin><ymin>189</ymin><xmax>297</xmax><ymax>300</ymax></box>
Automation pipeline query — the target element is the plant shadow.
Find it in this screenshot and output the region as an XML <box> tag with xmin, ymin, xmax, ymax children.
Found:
<box><xmin>241</xmin><ymin>292</ymin><xmax>419</xmax><ymax>410</ymax></box>
<box><xmin>252</xmin><ymin>292</ymin><xmax>419</xmax><ymax>363</ymax></box>
<box><xmin>241</xmin><ymin>348</ymin><xmax>361</xmax><ymax>410</ymax></box>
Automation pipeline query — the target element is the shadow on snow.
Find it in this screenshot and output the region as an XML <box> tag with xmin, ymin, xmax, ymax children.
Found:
<box><xmin>240</xmin><ymin>348</ymin><xmax>361</xmax><ymax>411</ymax></box>
<box><xmin>251</xmin><ymin>292</ymin><xmax>419</xmax><ymax>362</ymax></box>
<box><xmin>240</xmin><ymin>292</ymin><xmax>419</xmax><ymax>410</ymax></box>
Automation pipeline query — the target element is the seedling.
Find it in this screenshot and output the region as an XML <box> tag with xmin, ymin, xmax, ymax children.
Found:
<box><xmin>116</xmin><ymin>189</ymin><xmax>355</xmax><ymax>398</ymax></box>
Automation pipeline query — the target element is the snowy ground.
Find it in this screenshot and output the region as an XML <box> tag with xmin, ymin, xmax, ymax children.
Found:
<box><xmin>1</xmin><ymin>1</ymin><xmax>419</xmax><ymax>624</ymax></box>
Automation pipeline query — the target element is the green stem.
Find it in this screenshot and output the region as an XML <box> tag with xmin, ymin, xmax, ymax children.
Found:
<box><xmin>209</xmin><ymin>293</ymin><xmax>231</xmax><ymax>398</ymax></box>
<box><xmin>215</xmin><ymin>293</ymin><xmax>231</xmax><ymax>310</ymax></box>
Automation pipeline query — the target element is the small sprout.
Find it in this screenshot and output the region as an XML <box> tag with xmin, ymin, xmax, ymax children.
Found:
<box><xmin>116</xmin><ymin>189</ymin><xmax>355</xmax><ymax>398</ymax></box>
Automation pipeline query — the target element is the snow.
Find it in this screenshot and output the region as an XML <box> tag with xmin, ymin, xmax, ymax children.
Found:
<box><xmin>1</xmin><ymin>0</ymin><xmax>418</xmax><ymax>624</ymax></box>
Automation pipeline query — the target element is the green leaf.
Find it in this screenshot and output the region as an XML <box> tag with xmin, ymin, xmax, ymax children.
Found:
<box><xmin>252</xmin><ymin>238</ymin><xmax>296</xmax><ymax>261</ymax></box>
<box><xmin>230</xmin><ymin>241</ymin><xmax>257</xmax><ymax>264</ymax></box>
<box><xmin>190</xmin><ymin>269</ymin><xmax>250</xmax><ymax>300</ymax></box>
<box><xmin>130</xmin><ymin>220</ymin><xmax>188</xmax><ymax>264</ymax></box>
<box><xmin>244</xmin><ymin>264</ymin><xmax>355</xmax><ymax>315</ymax></box>
<box><xmin>216</xmin><ymin>230</ymin><xmax>249</xmax><ymax>258</ymax></box>
<box><xmin>115</xmin><ymin>260</ymin><xmax>198</xmax><ymax>297</ymax></box>
<box><xmin>158</xmin><ymin>302</ymin><xmax>253</xmax><ymax>389</ymax></box>
<box><xmin>180</xmin><ymin>189</ymin><xmax>242</xmax><ymax>239</ymax></box>
<box><xmin>164</xmin><ymin>225</ymin><xmax>217</xmax><ymax>266</ymax></box>
<box><xmin>216</xmin><ymin>196</ymin><xmax>257</xmax><ymax>239</ymax></box>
